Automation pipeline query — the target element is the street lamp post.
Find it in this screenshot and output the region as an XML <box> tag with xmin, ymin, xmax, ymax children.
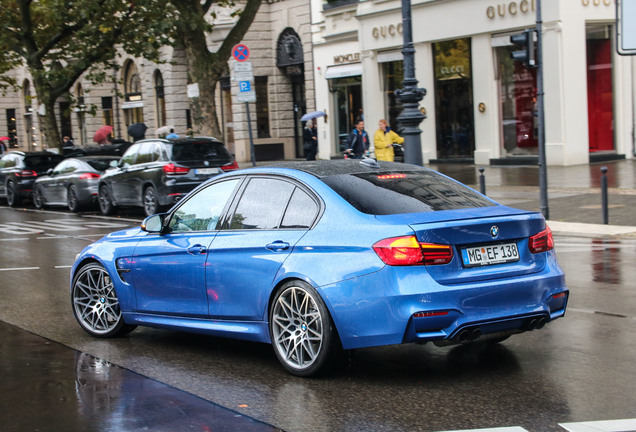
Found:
<box><xmin>396</xmin><ymin>0</ymin><xmax>426</xmax><ymax>166</ymax></box>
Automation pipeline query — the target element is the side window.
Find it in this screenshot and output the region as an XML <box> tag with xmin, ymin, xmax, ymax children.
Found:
<box><xmin>3</xmin><ymin>155</ymin><xmax>17</xmax><ymax>168</ymax></box>
<box><xmin>135</xmin><ymin>142</ymin><xmax>155</xmax><ymax>164</ymax></box>
<box><xmin>52</xmin><ymin>160</ymin><xmax>70</xmax><ymax>175</ymax></box>
<box><xmin>281</xmin><ymin>187</ymin><xmax>319</xmax><ymax>229</ymax></box>
<box><xmin>229</xmin><ymin>177</ymin><xmax>295</xmax><ymax>230</ymax></box>
<box><xmin>168</xmin><ymin>178</ymin><xmax>240</xmax><ymax>233</ymax></box>
<box><xmin>120</xmin><ymin>144</ymin><xmax>139</xmax><ymax>167</ymax></box>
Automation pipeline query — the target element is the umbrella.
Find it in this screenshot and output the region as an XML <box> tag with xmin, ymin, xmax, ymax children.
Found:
<box><xmin>155</xmin><ymin>125</ymin><xmax>174</xmax><ymax>136</ymax></box>
<box><xmin>128</xmin><ymin>123</ymin><xmax>147</xmax><ymax>140</ymax></box>
<box><xmin>301</xmin><ymin>111</ymin><xmax>326</xmax><ymax>122</ymax></box>
<box><xmin>0</xmin><ymin>136</ymin><xmax>10</xmax><ymax>141</ymax></box>
<box><xmin>93</xmin><ymin>125</ymin><xmax>113</xmax><ymax>144</ymax></box>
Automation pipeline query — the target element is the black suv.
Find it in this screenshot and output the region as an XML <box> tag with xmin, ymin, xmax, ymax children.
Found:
<box><xmin>0</xmin><ymin>151</ymin><xmax>65</xmax><ymax>207</ymax></box>
<box><xmin>98</xmin><ymin>137</ymin><xmax>238</xmax><ymax>216</ymax></box>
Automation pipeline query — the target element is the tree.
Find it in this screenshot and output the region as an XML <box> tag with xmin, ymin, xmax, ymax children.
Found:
<box><xmin>170</xmin><ymin>0</ymin><xmax>262</xmax><ymax>138</ymax></box>
<box><xmin>0</xmin><ymin>0</ymin><xmax>173</xmax><ymax>151</ymax></box>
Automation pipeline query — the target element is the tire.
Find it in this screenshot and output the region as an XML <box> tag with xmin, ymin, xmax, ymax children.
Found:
<box><xmin>6</xmin><ymin>181</ymin><xmax>20</xmax><ymax>207</ymax></box>
<box><xmin>269</xmin><ymin>280</ymin><xmax>341</xmax><ymax>377</ymax></box>
<box><xmin>71</xmin><ymin>262</ymin><xmax>136</xmax><ymax>338</ymax></box>
<box><xmin>98</xmin><ymin>185</ymin><xmax>117</xmax><ymax>215</ymax></box>
<box><xmin>32</xmin><ymin>185</ymin><xmax>45</xmax><ymax>209</ymax></box>
<box><xmin>142</xmin><ymin>185</ymin><xmax>159</xmax><ymax>217</ymax></box>
<box><xmin>67</xmin><ymin>185</ymin><xmax>82</xmax><ymax>212</ymax></box>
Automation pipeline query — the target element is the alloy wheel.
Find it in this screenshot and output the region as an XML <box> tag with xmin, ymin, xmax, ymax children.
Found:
<box><xmin>72</xmin><ymin>264</ymin><xmax>125</xmax><ymax>337</ymax></box>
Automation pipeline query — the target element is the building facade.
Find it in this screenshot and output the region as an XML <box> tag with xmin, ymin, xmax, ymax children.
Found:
<box><xmin>0</xmin><ymin>0</ymin><xmax>315</xmax><ymax>163</ymax></box>
<box><xmin>312</xmin><ymin>0</ymin><xmax>635</xmax><ymax>165</ymax></box>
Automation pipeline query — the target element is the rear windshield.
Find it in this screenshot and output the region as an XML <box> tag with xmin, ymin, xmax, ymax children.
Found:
<box><xmin>86</xmin><ymin>159</ymin><xmax>115</xmax><ymax>172</ymax></box>
<box><xmin>24</xmin><ymin>155</ymin><xmax>64</xmax><ymax>170</ymax></box>
<box><xmin>170</xmin><ymin>142</ymin><xmax>231</xmax><ymax>163</ymax></box>
<box><xmin>321</xmin><ymin>170</ymin><xmax>495</xmax><ymax>215</ymax></box>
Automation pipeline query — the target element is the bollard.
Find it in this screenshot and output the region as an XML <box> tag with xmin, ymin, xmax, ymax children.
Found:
<box><xmin>601</xmin><ymin>166</ymin><xmax>608</xmax><ymax>225</ymax></box>
<box><xmin>479</xmin><ymin>167</ymin><xmax>486</xmax><ymax>195</ymax></box>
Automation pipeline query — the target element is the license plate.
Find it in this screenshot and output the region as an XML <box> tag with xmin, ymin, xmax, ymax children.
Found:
<box><xmin>195</xmin><ymin>168</ymin><xmax>219</xmax><ymax>175</ymax></box>
<box><xmin>461</xmin><ymin>242</ymin><xmax>519</xmax><ymax>267</ymax></box>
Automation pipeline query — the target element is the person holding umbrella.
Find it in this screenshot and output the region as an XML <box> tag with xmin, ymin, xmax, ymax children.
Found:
<box><xmin>303</xmin><ymin>119</ymin><xmax>318</xmax><ymax>160</ymax></box>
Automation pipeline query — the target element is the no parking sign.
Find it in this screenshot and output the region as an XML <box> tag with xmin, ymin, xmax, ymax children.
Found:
<box><xmin>232</xmin><ymin>44</ymin><xmax>250</xmax><ymax>62</ymax></box>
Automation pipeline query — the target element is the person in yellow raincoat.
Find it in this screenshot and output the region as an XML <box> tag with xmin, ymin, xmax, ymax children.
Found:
<box><xmin>373</xmin><ymin>119</ymin><xmax>404</xmax><ymax>162</ymax></box>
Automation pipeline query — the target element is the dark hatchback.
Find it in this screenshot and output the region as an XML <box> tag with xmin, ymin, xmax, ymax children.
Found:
<box><xmin>98</xmin><ymin>137</ymin><xmax>238</xmax><ymax>216</ymax></box>
<box><xmin>33</xmin><ymin>156</ymin><xmax>120</xmax><ymax>212</ymax></box>
<box><xmin>0</xmin><ymin>151</ymin><xmax>65</xmax><ymax>207</ymax></box>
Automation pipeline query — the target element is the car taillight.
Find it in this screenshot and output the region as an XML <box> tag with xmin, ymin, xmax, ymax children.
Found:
<box><xmin>79</xmin><ymin>173</ymin><xmax>101</xmax><ymax>180</ymax></box>
<box><xmin>372</xmin><ymin>236</ymin><xmax>453</xmax><ymax>266</ymax></box>
<box><xmin>16</xmin><ymin>170</ymin><xmax>37</xmax><ymax>177</ymax></box>
<box><xmin>528</xmin><ymin>226</ymin><xmax>554</xmax><ymax>253</ymax></box>
<box><xmin>221</xmin><ymin>161</ymin><xmax>239</xmax><ymax>172</ymax></box>
<box><xmin>163</xmin><ymin>163</ymin><xmax>190</xmax><ymax>175</ymax></box>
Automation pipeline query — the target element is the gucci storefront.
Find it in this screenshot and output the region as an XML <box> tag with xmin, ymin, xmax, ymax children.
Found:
<box><xmin>312</xmin><ymin>0</ymin><xmax>634</xmax><ymax>165</ymax></box>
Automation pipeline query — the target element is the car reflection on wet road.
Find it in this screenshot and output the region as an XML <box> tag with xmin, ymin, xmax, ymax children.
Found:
<box><xmin>1</xmin><ymin>207</ymin><xmax>636</xmax><ymax>432</ymax></box>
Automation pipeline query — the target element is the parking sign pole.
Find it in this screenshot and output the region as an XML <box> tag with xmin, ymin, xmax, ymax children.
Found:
<box><xmin>246</xmin><ymin>102</ymin><xmax>256</xmax><ymax>166</ymax></box>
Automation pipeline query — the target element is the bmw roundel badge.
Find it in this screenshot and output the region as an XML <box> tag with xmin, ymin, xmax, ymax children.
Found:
<box><xmin>490</xmin><ymin>225</ymin><xmax>499</xmax><ymax>238</ymax></box>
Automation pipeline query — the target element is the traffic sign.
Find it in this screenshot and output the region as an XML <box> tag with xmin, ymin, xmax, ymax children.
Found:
<box><xmin>239</xmin><ymin>81</ymin><xmax>252</xmax><ymax>92</ymax></box>
<box><xmin>233</xmin><ymin>62</ymin><xmax>254</xmax><ymax>81</ymax></box>
<box><xmin>232</xmin><ymin>44</ymin><xmax>250</xmax><ymax>62</ymax></box>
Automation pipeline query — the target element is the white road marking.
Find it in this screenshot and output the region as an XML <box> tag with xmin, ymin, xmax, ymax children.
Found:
<box><xmin>559</xmin><ymin>418</ymin><xmax>636</xmax><ymax>431</ymax></box>
<box><xmin>54</xmin><ymin>265</ymin><xmax>72</xmax><ymax>269</ymax></box>
<box><xmin>439</xmin><ymin>428</ymin><xmax>528</xmax><ymax>432</ymax></box>
<box><xmin>0</xmin><ymin>267</ymin><xmax>40</xmax><ymax>272</ymax></box>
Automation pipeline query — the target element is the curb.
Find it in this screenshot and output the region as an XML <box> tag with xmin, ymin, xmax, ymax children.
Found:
<box><xmin>547</xmin><ymin>220</ymin><xmax>636</xmax><ymax>238</ymax></box>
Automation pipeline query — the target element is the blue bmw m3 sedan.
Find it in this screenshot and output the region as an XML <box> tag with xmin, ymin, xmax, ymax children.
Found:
<box><xmin>70</xmin><ymin>160</ymin><xmax>568</xmax><ymax>376</ymax></box>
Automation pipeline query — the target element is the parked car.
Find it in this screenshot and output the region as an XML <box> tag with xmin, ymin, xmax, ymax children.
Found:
<box><xmin>70</xmin><ymin>159</ymin><xmax>568</xmax><ymax>377</ymax></box>
<box><xmin>0</xmin><ymin>151</ymin><xmax>65</xmax><ymax>207</ymax></box>
<box><xmin>32</xmin><ymin>156</ymin><xmax>119</xmax><ymax>212</ymax></box>
<box><xmin>97</xmin><ymin>137</ymin><xmax>238</xmax><ymax>217</ymax></box>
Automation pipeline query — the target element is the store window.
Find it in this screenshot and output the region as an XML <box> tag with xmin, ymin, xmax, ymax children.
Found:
<box><xmin>586</xmin><ymin>24</ymin><xmax>614</xmax><ymax>152</ymax></box>
<box><xmin>496</xmin><ymin>34</ymin><xmax>537</xmax><ymax>157</ymax></box>
<box><xmin>433</xmin><ymin>38</ymin><xmax>475</xmax><ymax>159</ymax></box>
<box><xmin>381</xmin><ymin>59</ymin><xmax>404</xmax><ymax>133</ymax></box>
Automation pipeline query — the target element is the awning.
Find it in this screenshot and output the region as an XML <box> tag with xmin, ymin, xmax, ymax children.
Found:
<box><xmin>325</xmin><ymin>63</ymin><xmax>363</xmax><ymax>79</ymax></box>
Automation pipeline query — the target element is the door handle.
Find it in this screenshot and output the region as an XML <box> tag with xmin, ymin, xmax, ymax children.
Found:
<box><xmin>266</xmin><ymin>241</ymin><xmax>290</xmax><ymax>252</ymax></box>
<box><xmin>187</xmin><ymin>244</ymin><xmax>207</xmax><ymax>255</ymax></box>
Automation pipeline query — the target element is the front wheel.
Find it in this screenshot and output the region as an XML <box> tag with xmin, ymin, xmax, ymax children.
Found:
<box><xmin>269</xmin><ymin>280</ymin><xmax>340</xmax><ymax>377</ymax></box>
<box><xmin>71</xmin><ymin>263</ymin><xmax>136</xmax><ymax>337</ymax></box>
<box><xmin>6</xmin><ymin>181</ymin><xmax>20</xmax><ymax>207</ymax></box>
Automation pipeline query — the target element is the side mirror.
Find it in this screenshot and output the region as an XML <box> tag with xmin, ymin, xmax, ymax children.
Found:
<box><xmin>109</xmin><ymin>160</ymin><xmax>118</xmax><ymax>168</ymax></box>
<box><xmin>141</xmin><ymin>213</ymin><xmax>167</xmax><ymax>233</ymax></box>
<box><xmin>46</xmin><ymin>168</ymin><xmax>53</xmax><ymax>176</ymax></box>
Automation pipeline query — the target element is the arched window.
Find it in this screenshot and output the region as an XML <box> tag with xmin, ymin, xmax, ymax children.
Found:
<box><xmin>122</xmin><ymin>60</ymin><xmax>144</xmax><ymax>130</ymax></box>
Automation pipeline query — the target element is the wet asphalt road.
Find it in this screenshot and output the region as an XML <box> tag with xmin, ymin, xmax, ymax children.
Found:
<box><xmin>1</xmin><ymin>206</ymin><xmax>636</xmax><ymax>432</ymax></box>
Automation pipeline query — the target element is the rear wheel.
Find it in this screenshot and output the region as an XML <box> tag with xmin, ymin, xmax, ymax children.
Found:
<box><xmin>143</xmin><ymin>186</ymin><xmax>159</xmax><ymax>217</ymax></box>
<box><xmin>98</xmin><ymin>185</ymin><xmax>117</xmax><ymax>215</ymax></box>
<box><xmin>270</xmin><ymin>280</ymin><xmax>341</xmax><ymax>377</ymax></box>
<box><xmin>32</xmin><ymin>185</ymin><xmax>45</xmax><ymax>209</ymax></box>
<box><xmin>67</xmin><ymin>185</ymin><xmax>82</xmax><ymax>212</ymax></box>
<box><xmin>6</xmin><ymin>181</ymin><xmax>19</xmax><ymax>207</ymax></box>
<box><xmin>71</xmin><ymin>263</ymin><xmax>136</xmax><ymax>337</ymax></box>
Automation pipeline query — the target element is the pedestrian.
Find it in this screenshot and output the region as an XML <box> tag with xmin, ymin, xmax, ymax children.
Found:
<box><xmin>303</xmin><ymin>119</ymin><xmax>318</xmax><ymax>161</ymax></box>
<box><xmin>0</xmin><ymin>139</ymin><xmax>6</xmax><ymax>155</ymax></box>
<box><xmin>373</xmin><ymin>119</ymin><xmax>404</xmax><ymax>162</ymax></box>
<box><xmin>62</xmin><ymin>136</ymin><xmax>75</xmax><ymax>148</ymax></box>
<box><xmin>166</xmin><ymin>129</ymin><xmax>179</xmax><ymax>139</ymax></box>
<box><xmin>345</xmin><ymin>119</ymin><xmax>369</xmax><ymax>159</ymax></box>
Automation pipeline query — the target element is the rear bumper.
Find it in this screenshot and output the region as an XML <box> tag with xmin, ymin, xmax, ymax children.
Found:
<box><xmin>321</xmin><ymin>255</ymin><xmax>568</xmax><ymax>350</ymax></box>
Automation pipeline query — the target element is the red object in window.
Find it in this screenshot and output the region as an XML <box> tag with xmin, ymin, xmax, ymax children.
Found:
<box><xmin>587</xmin><ymin>39</ymin><xmax>614</xmax><ymax>152</ymax></box>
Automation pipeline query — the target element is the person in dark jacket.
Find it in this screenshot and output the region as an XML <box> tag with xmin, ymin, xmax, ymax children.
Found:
<box><xmin>345</xmin><ymin>119</ymin><xmax>369</xmax><ymax>158</ymax></box>
<box><xmin>303</xmin><ymin>119</ymin><xmax>318</xmax><ymax>160</ymax></box>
